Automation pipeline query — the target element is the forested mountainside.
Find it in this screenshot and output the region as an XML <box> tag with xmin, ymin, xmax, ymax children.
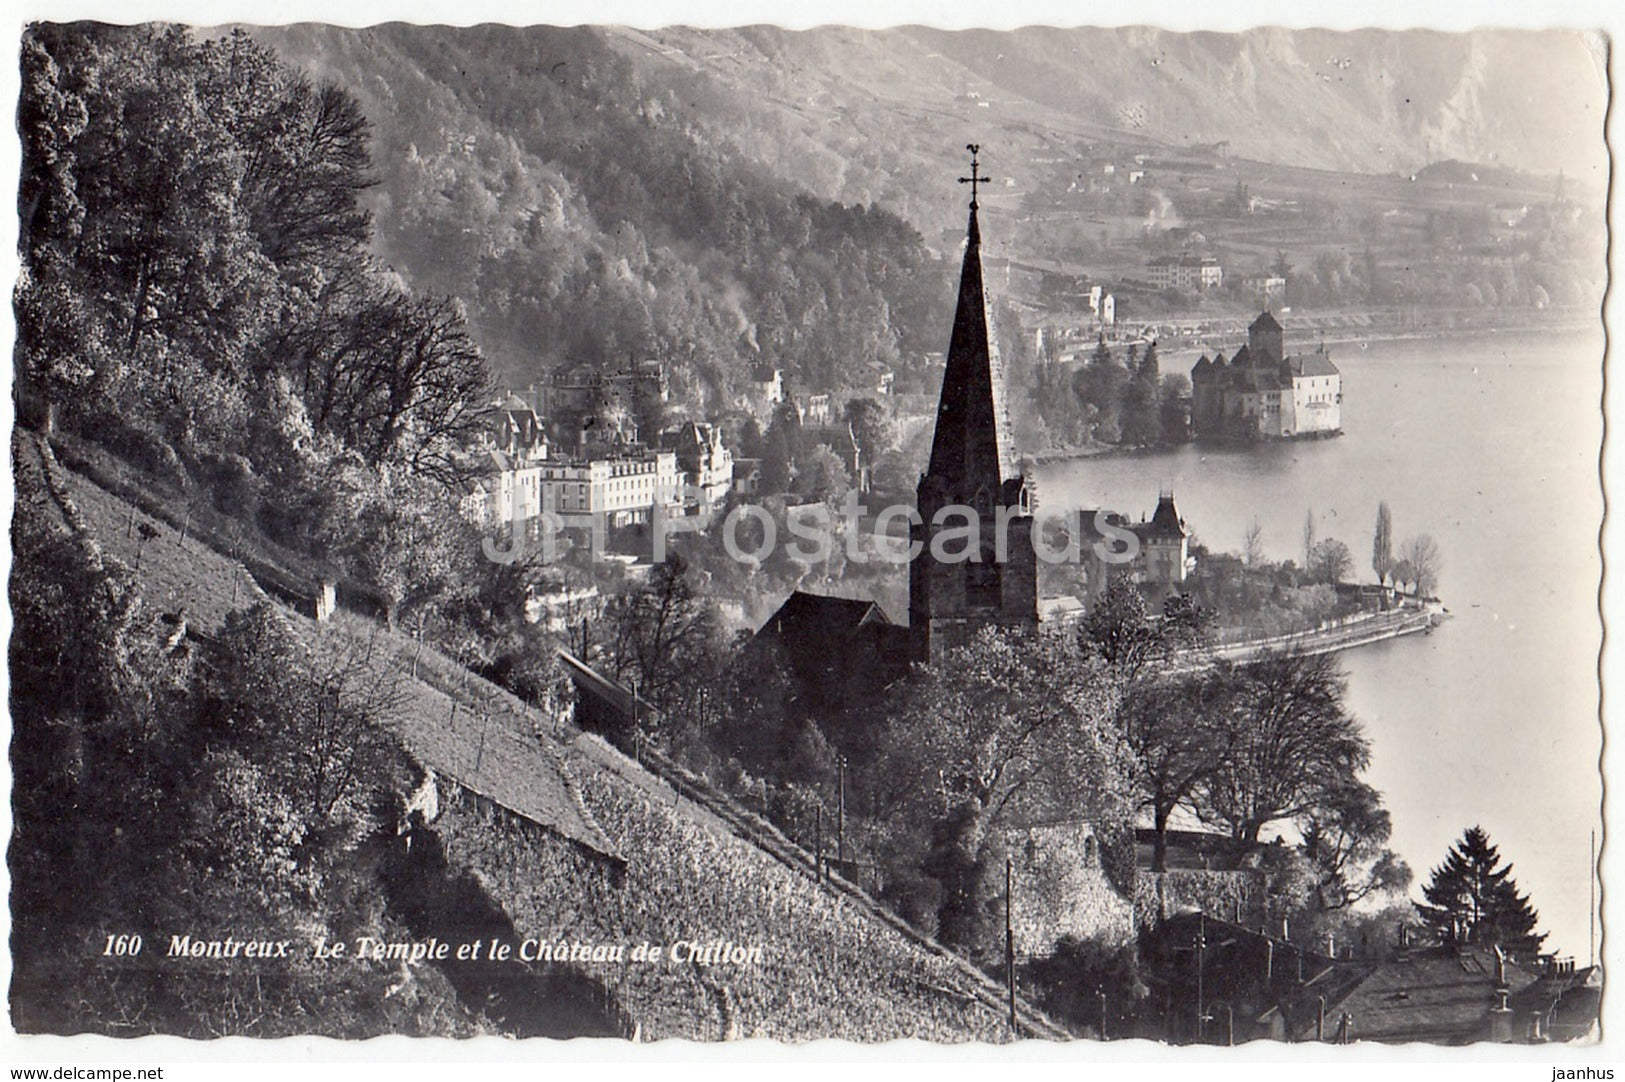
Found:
<box><xmin>259</xmin><ymin>24</ymin><xmax>956</xmax><ymax>407</ymax></box>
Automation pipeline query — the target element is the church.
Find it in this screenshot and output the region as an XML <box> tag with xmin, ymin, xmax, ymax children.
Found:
<box><xmin>746</xmin><ymin>148</ymin><xmax>1041</xmax><ymax>712</ymax></box>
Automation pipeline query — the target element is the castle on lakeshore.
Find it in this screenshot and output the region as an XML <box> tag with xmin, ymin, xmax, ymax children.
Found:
<box><xmin>1190</xmin><ymin>311</ymin><xmax>1342</xmax><ymax>440</ymax></box>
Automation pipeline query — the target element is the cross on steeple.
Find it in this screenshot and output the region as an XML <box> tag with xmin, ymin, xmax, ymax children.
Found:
<box><xmin>958</xmin><ymin>143</ymin><xmax>985</xmax><ymax>209</ymax></box>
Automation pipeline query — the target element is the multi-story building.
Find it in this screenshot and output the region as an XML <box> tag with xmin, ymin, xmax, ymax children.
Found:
<box><xmin>538</xmin><ymin>449</ymin><xmax>682</xmax><ymax>531</ymax></box>
<box><xmin>477</xmin><ymin>392</ymin><xmax>549</xmax><ymax>463</ymax></box>
<box><xmin>1132</xmin><ymin>491</ymin><xmax>1196</xmax><ymax>588</ymax></box>
<box><xmin>1147</xmin><ymin>253</ymin><xmax>1224</xmax><ymax>291</ymax></box>
<box><xmin>460</xmin><ymin>449</ymin><xmax>543</xmax><ymax>534</ymax></box>
<box><xmin>661</xmin><ymin>421</ymin><xmax>734</xmax><ymax>512</ymax></box>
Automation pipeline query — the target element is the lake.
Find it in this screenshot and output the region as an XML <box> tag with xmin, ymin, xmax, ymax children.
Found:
<box><xmin>1037</xmin><ymin>326</ymin><xmax>1606</xmax><ymax>960</ymax></box>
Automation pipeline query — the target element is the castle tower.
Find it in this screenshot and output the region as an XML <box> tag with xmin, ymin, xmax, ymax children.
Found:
<box><xmin>1248</xmin><ymin>310</ymin><xmax>1284</xmax><ymax>366</ymax></box>
<box><xmin>909</xmin><ymin>147</ymin><xmax>1038</xmax><ymax>663</ymax></box>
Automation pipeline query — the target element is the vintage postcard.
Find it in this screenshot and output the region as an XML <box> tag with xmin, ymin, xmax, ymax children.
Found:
<box><xmin>5</xmin><ymin>2</ymin><xmax>1615</xmax><ymax>1068</ymax></box>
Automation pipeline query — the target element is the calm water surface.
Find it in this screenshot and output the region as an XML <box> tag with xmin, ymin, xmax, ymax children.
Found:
<box><xmin>1038</xmin><ymin>328</ymin><xmax>1605</xmax><ymax>958</ymax></box>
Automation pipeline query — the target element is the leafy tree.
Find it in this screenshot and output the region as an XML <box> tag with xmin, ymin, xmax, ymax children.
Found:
<box><xmin>795</xmin><ymin>443</ymin><xmax>851</xmax><ymax>503</ymax></box>
<box><xmin>877</xmin><ymin>626</ymin><xmax>1133</xmax><ymax>957</ymax></box>
<box><xmin>1372</xmin><ymin>502</ymin><xmax>1394</xmax><ymax>587</ymax></box>
<box><xmin>1308</xmin><ymin>537</ymin><xmax>1354</xmax><ymax>585</ymax></box>
<box><xmin>1299</xmin><ymin>778</ymin><xmax>1411</xmax><ymax>909</ymax></box>
<box><xmin>1081</xmin><ymin>576</ymin><xmax>1209</xmax><ymax>686</ymax></box>
<box><xmin>759</xmin><ymin>399</ymin><xmax>802</xmax><ymax>495</ymax></box>
<box><xmin>844</xmin><ymin>396</ymin><xmax>894</xmax><ymax>459</ymax></box>
<box><xmin>1118</xmin><ymin>359</ymin><xmax>1160</xmax><ymax>446</ymax></box>
<box><xmin>1416</xmin><ymin>826</ymin><xmax>1546</xmax><ymax>957</ymax></box>
<box><xmin>211</xmin><ymin>605</ymin><xmax>406</xmax><ymax>844</ymax></box>
<box><xmin>1194</xmin><ymin>652</ymin><xmax>1371</xmax><ymax>844</ymax></box>
<box><xmin>600</xmin><ymin>554</ymin><xmax>722</xmax><ymax>722</ymax></box>
<box><xmin>1081</xmin><ymin>576</ymin><xmax>1156</xmax><ymax>677</ymax></box>
<box><xmin>1156</xmin><ymin>372</ymin><xmax>1191</xmax><ymax>443</ymax></box>
<box><xmin>1023</xmin><ymin>935</ymin><xmax>1145</xmax><ymax>1038</ymax></box>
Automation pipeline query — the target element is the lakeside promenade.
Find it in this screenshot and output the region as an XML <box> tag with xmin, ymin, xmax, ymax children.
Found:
<box><xmin>1172</xmin><ymin>602</ymin><xmax>1446</xmax><ymax>672</ymax></box>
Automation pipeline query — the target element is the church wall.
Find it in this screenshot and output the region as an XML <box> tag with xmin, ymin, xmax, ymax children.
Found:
<box><xmin>999</xmin><ymin>516</ymin><xmax>1039</xmax><ymax>623</ymax></box>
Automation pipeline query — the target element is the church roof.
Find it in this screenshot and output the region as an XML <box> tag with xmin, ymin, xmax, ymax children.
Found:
<box><xmin>761</xmin><ymin>591</ymin><xmax>897</xmax><ymax>641</ymax></box>
<box><xmin>1250</xmin><ymin>310</ymin><xmax>1282</xmax><ymax>333</ymax></box>
<box><xmin>923</xmin><ymin>200</ymin><xmax>1020</xmax><ymax>501</ymax></box>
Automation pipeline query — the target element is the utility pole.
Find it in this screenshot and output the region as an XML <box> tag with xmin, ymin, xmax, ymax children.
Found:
<box><xmin>815</xmin><ymin>806</ymin><xmax>824</xmax><ymax>883</ymax></box>
<box><xmin>836</xmin><ymin>755</ymin><xmax>847</xmax><ymax>866</ymax></box>
<box><xmin>630</xmin><ymin>679</ymin><xmax>640</xmax><ymax>765</ymax></box>
<box><xmin>1005</xmin><ymin>855</ymin><xmax>1016</xmax><ymax>1033</ymax></box>
<box><xmin>1195</xmin><ymin>914</ymin><xmax>1206</xmax><ymax>1045</ymax></box>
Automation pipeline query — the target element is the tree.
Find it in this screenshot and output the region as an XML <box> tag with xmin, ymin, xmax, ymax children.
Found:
<box><xmin>1307</xmin><ymin>537</ymin><xmax>1354</xmax><ymax>585</ymax></box>
<box><xmin>795</xmin><ymin>443</ymin><xmax>851</xmax><ymax>503</ymax></box>
<box><xmin>1416</xmin><ymin>826</ymin><xmax>1546</xmax><ymax>957</ymax></box>
<box><xmin>1157</xmin><ymin>372</ymin><xmax>1191</xmax><ymax>443</ymax></box>
<box><xmin>1299</xmin><ymin>778</ymin><xmax>1411</xmax><ymax>910</ymax></box>
<box><xmin>1119</xmin><ymin>669</ymin><xmax>1231</xmax><ymax>871</ymax></box>
<box><xmin>1080</xmin><ymin>576</ymin><xmax>1158</xmax><ymax>683</ymax></box>
<box><xmin>1023</xmin><ymin>935</ymin><xmax>1145</xmax><ymax>1037</ymax></box>
<box><xmin>1301</xmin><ymin>509</ymin><xmax>1316</xmax><ymax>571</ymax></box>
<box><xmin>1400</xmin><ymin>533</ymin><xmax>1443</xmax><ymax>597</ymax></box>
<box><xmin>1243</xmin><ymin>517</ymin><xmax>1265</xmax><ymax>567</ymax></box>
<box><xmin>600</xmin><ymin>554</ymin><xmax>722</xmax><ymax>722</ymax></box>
<box><xmin>759</xmin><ymin>399</ymin><xmax>801</xmax><ymax>495</ymax></box>
<box><xmin>211</xmin><ymin>604</ymin><xmax>405</xmax><ymax>846</ymax></box>
<box><xmin>843</xmin><ymin>396</ymin><xmax>894</xmax><ymax>459</ymax></box>
<box><xmin>1390</xmin><ymin>558</ymin><xmax>1416</xmax><ymax>594</ymax></box>
<box><xmin>877</xmin><ymin>626</ymin><xmax>1133</xmax><ymax>957</ymax></box>
<box><xmin>1372</xmin><ymin>502</ymin><xmax>1394</xmax><ymax>587</ymax></box>
<box><xmin>1194</xmin><ymin>651</ymin><xmax>1371</xmax><ymax>844</ymax></box>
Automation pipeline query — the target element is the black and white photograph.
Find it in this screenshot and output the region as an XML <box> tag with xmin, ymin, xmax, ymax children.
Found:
<box><xmin>5</xmin><ymin>1</ymin><xmax>1615</xmax><ymax>1064</ymax></box>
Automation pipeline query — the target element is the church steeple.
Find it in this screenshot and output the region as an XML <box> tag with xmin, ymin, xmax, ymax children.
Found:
<box><xmin>909</xmin><ymin>146</ymin><xmax>1038</xmax><ymax>664</ymax></box>
<box><xmin>923</xmin><ymin>144</ymin><xmax>1018</xmax><ymax>506</ymax></box>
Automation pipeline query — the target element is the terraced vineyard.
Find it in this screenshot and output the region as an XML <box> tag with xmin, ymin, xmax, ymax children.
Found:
<box><xmin>29</xmin><ymin>434</ymin><xmax>1068</xmax><ymax>1041</ymax></box>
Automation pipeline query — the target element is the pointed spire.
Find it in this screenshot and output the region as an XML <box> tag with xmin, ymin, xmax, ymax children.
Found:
<box><xmin>924</xmin><ymin>145</ymin><xmax>1018</xmax><ymax>503</ymax></box>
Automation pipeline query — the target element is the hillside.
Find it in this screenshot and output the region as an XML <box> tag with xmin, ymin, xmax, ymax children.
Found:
<box><xmin>16</xmin><ymin>432</ymin><xmax>1066</xmax><ymax>1040</ymax></box>
<box><xmin>598</xmin><ymin>26</ymin><xmax>1607</xmax><ymax>206</ymax></box>
<box><xmin>256</xmin><ymin>23</ymin><xmax>956</xmax><ymax>404</ymax></box>
<box><xmin>255</xmin><ymin>22</ymin><xmax>1607</xmax><ymax>402</ymax></box>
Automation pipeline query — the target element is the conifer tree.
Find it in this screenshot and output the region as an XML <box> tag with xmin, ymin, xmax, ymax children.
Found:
<box><xmin>1417</xmin><ymin>826</ymin><xmax>1545</xmax><ymax>957</ymax></box>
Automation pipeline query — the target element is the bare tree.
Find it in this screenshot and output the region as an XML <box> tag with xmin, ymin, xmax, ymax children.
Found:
<box><xmin>1243</xmin><ymin>516</ymin><xmax>1265</xmax><ymax>567</ymax></box>
<box><xmin>1400</xmin><ymin>533</ymin><xmax>1443</xmax><ymax>598</ymax></box>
